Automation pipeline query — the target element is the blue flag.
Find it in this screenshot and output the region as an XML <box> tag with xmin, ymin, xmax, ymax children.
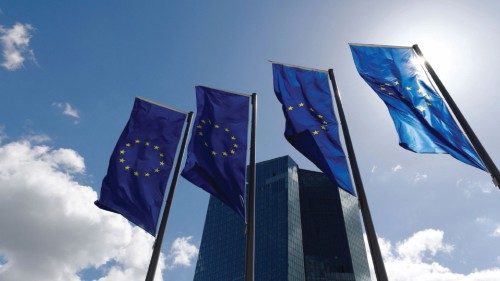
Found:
<box><xmin>95</xmin><ymin>98</ymin><xmax>187</xmax><ymax>235</ymax></box>
<box><xmin>182</xmin><ymin>86</ymin><xmax>250</xmax><ymax>218</ymax></box>
<box><xmin>272</xmin><ymin>63</ymin><xmax>355</xmax><ymax>195</ymax></box>
<box><xmin>350</xmin><ymin>44</ymin><xmax>486</xmax><ymax>171</ymax></box>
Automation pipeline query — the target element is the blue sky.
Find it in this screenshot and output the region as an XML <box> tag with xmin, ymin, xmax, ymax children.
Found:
<box><xmin>0</xmin><ymin>1</ymin><xmax>499</xmax><ymax>280</ymax></box>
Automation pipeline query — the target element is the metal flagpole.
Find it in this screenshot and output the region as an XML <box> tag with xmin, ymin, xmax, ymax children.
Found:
<box><xmin>145</xmin><ymin>111</ymin><xmax>194</xmax><ymax>281</ymax></box>
<box><xmin>244</xmin><ymin>93</ymin><xmax>257</xmax><ymax>281</ymax></box>
<box><xmin>328</xmin><ymin>69</ymin><xmax>389</xmax><ymax>281</ymax></box>
<box><xmin>412</xmin><ymin>44</ymin><xmax>500</xmax><ymax>187</ymax></box>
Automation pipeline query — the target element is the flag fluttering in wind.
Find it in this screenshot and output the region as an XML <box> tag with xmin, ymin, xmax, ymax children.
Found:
<box><xmin>95</xmin><ymin>98</ymin><xmax>187</xmax><ymax>235</ymax></box>
<box><xmin>350</xmin><ymin>44</ymin><xmax>486</xmax><ymax>171</ymax></box>
<box><xmin>272</xmin><ymin>63</ymin><xmax>355</xmax><ymax>195</ymax></box>
<box><xmin>182</xmin><ymin>86</ymin><xmax>250</xmax><ymax>218</ymax></box>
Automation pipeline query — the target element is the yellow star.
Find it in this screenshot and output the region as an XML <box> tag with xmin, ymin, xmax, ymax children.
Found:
<box><xmin>385</xmin><ymin>83</ymin><xmax>391</xmax><ymax>86</ymax></box>
<box><xmin>135</xmin><ymin>139</ymin><xmax>140</xmax><ymax>143</ymax></box>
<box><xmin>125</xmin><ymin>166</ymin><xmax>130</xmax><ymax>170</ymax></box>
<box><xmin>196</xmin><ymin>125</ymin><xmax>202</xmax><ymax>129</ymax></box>
<box><xmin>160</xmin><ymin>161</ymin><xmax>165</xmax><ymax>166</ymax></box>
<box><xmin>134</xmin><ymin>171</ymin><xmax>139</xmax><ymax>176</ymax></box>
<box><xmin>317</xmin><ymin>114</ymin><xmax>323</xmax><ymax>119</ymax></box>
<box><xmin>208</xmin><ymin>119</ymin><xmax>212</xmax><ymax>124</ymax></box>
<box><xmin>309</xmin><ymin>108</ymin><xmax>315</xmax><ymax>112</ymax></box>
<box><xmin>312</xmin><ymin>130</ymin><xmax>319</xmax><ymax>135</ymax></box>
<box><xmin>211</xmin><ymin>151</ymin><xmax>217</xmax><ymax>156</ymax></box>
<box><xmin>145</xmin><ymin>172</ymin><xmax>150</xmax><ymax>177</ymax></box>
<box><xmin>154</xmin><ymin>145</ymin><xmax>160</xmax><ymax>150</ymax></box>
<box><xmin>394</xmin><ymin>81</ymin><xmax>399</xmax><ymax>85</ymax></box>
<box><xmin>159</xmin><ymin>153</ymin><xmax>164</xmax><ymax>157</ymax></box>
<box><xmin>204</xmin><ymin>142</ymin><xmax>208</xmax><ymax>147</ymax></box>
<box><xmin>321</xmin><ymin>125</ymin><xmax>327</xmax><ymax>130</ymax></box>
<box><xmin>119</xmin><ymin>158</ymin><xmax>125</xmax><ymax>163</ymax></box>
<box><xmin>145</xmin><ymin>142</ymin><xmax>150</xmax><ymax>146</ymax></box>
<box><xmin>201</xmin><ymin>119</ymin><xmax>206</xmax><ymax>124</ymax></box>
<box><xmin>224</xmin><ymin>128</ymin><xmax>230</xmax><ymax>132</ymax></box>
<box><xmin>233</xmin><ymin>144</ymin><xmax>238</xmax><ymax>148</ymax></box>
<box><xmin>214</xmin><ymin>124</ymin><xmax>219</xmax><ymax>128</ymax></box>
<box><xmin>417</xmin><ymin>88</ymin><xmax>424</xmax><ymax>94</ymax></box>
<box><xmin>380</xmin><ymin>86</ymin><xmax>386</xmax><ymax>91</ymax></box>
<box><xmin>230</xmin><ymin>149</ymin><xmax>235</xmax><ymax>154</ymax></box>
<box><xmin>155</xmin><ymin>168</ymin><xmax>160</xmax><ymax>173</ymax></box>
<box><xmin>298</xmin><ymin>102</ymin><xmax>304</xmax><ymax>107</ymax></box>
<box><xmin>125</xmin><ymin>143</ymin><xmax>131</xmax><ymax>147</ymax></box>
<box><xmin>416</xmin><ymin>106</ymin><xmax>426</xmax><ymax>112</ymax></box>
<box><xmin>288</xmin><ymin>106</ymin><xmax>293</xmax><ymax>111</ymax></box>
<box><xmin>406</xmin><ymin>86</ymin><xmax>412</xmax><ymax>91</ymax></box>
<box><xmin>231</xmin><ymin>136</ymin><xmax>236</xmax><ymax>140</ymax></box>
<box><xmin>119</xmin><ymin>150</ymin><xmax>125</xmax><ymax>154</ymax></box>
<box><xmin>198</xmin><ymin>132</ymin><xmax>203</xmax><ymax>136</ymax></box>
<box><xmin>222</xmin><ymin>151</ymin><xmax>228</xmax><ymax>156</ymax></box>
<box><xmin>322</xmin><ymin>121</ymin><xmax>328</xmax><ymax>125</ymax></box>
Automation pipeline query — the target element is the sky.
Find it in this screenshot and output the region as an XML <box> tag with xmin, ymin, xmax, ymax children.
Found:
<box><xmin>0</xmin><ymin>0</ymin><xmax>499</xmax><ymax>280</ymax></box>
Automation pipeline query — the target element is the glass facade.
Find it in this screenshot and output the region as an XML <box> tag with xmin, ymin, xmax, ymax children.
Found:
<box><xmin>193</xmin><ymin>156</ymin><xmax>370</xmax><ymax>281</ymax></box>
<box><xmin>299</xmin><ymin>169</ymin><xmax>371</xmax><ymax>281</ymax></box>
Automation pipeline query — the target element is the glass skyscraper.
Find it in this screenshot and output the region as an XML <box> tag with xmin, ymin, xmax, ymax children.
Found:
<box><xmin>193</xmin><ymin>156</ymin><xmax>371</xmax><ymax>281</ymax></box>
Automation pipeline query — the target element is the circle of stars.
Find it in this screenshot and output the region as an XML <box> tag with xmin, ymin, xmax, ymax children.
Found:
<box><xmin>118</xmin><ymin>139</ymin><xmax>165</xmax><ymax>177</ymax></box>
<box><xmin>286</xmin><ymin>102</ymin><xmax>329</xmax><ymax>136</ymax></box>
<box><xmin>378</xmin><ymin>80</ymin><xmax>437</xmax><ymax>116</ymax></box>
<box><xmin>196</xmin><ymin>119</ymin><xmax>239</xmax><ymax>158</ymax></box>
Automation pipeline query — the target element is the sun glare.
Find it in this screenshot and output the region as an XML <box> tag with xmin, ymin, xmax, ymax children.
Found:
<box><xmin>416</xmin><ymin>40</ymin><xmax>456</xmax><ymax>77</ymax></box>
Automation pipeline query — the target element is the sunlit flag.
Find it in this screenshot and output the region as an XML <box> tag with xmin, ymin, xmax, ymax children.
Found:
<box><xmin>272</xmin><ymin>63</ymin><xmax>355</xmax><ymax>195</ymax></box>
<box><xmin>350</xmin><ymin>44</ymin><xmax>486</xmax><ymax>171</ymax></box>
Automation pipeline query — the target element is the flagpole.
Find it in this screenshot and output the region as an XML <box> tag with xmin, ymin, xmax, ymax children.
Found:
<box><xmin>244</xmin><ymin>93</ymin><xmax>257</xmax><ymax>281</ymax></box>
<box><xmin>412</xmin><ymin>44</ymin><xmax>500</xmax><ymax>187</ymax></box>
<box><xmin>145</xmin><ymin>111</ymin><xmax>194</xmax><ymax>281</ymax></box>
<box><xmin>328</xmin><ymin>69</ymin><xmax>389</xmax><ymax>281</ymax></box>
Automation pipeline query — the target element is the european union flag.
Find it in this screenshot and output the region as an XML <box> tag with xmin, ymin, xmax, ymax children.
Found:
<box><xmin>182</xmin><ymin>86</ymin><xmax>250</xmax><ymax>218</ymax></box>
<box><xmin>272</xmin><ymin>63</ymin><xmax>355</xmax><ymax>195</ymax></box>
<box><xmin>95</xmin><ymin>98</ymin><xmax>187</xmax><ymax>235</ymax></box>
<box><xmin>350</xmin><ymin>44</ymin><xmax>486</xmax><ymax>171</ymax></box>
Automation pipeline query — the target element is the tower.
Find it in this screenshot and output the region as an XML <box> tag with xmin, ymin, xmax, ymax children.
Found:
<box><xmin>193</xmin><ymin>156</ymin><xmax>370</xmax><ymax>281</ymax></box>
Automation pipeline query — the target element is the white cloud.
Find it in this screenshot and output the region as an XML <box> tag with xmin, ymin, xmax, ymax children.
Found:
<box><xmin>0</xmin><ymin>139</ymin><xmax>165</xmax><ymax>281</ymax></box>
<box><xmin>413</xmin><ymin>172</ymin><xmax>428</xmax><ymax>182</ymax></box>
<box><xmin>391</xmin><ymin>164</ymin><xmax>403</xmax><ymax>172</ymax></box>
<box><xmin>395</xmin><ymin>229</ymin><xmax>453</xmax><ymax>262</ymax></box>
<box><xmin>457</xmin><ymin>179</ymin><xmax>494</xmax><ymax>196</ymax></box>
<box><xmin>53</xmin><ymin>102</ymin><xmax>80</xmax><ymax>122</ymax></box>
<box><xmin>476</xmin><ymin>217</ymin><xmax>491</xmax><ymax>225</ymax></box>
<box><xmin>365</xmin><ymin>229</ymin><xmax>500</xmax><ymax>281</ymax></box>
<box><xmin>475</xmin><ymin>217</ymin><xmax>500</xmax><ymax>238</ymax></box>
<box><xmin>492</xmin><ymin>226</ymin><xmax>500</xmax><ymax>238</ymax></box>
<box><xmin>0</xmin><ymin>23</ymin><xmax>34</xmax><ymax>71</ymax></box>
<box><xmin>23</xmin><ymin>133</ymin><xmax>51</xmax><ymax>144</ymax></box>
<box><xmin>167</xmin><ymin>236</ymin><xmax>199</xmax><ymax>269</ymax></box>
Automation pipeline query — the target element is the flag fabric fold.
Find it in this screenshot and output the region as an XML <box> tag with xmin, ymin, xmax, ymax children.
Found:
<box><xmin>182</xmin><ymin>86</ymin><xmax>250</xmax><ymax>218</ymax></box>
<box><xmin>350</xmin><ymin>44</ymin><xmax>486</xmax><ymax>171</ymax></box>
<box><xmin>95</xmin><ymin>98</ymin><xmax>186</xmax><ymax>236</ymax></box>
<box><xmin>272</xmin><ymin>63</ymin><xmax>355</xmax><ymax>195</ymax></box>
